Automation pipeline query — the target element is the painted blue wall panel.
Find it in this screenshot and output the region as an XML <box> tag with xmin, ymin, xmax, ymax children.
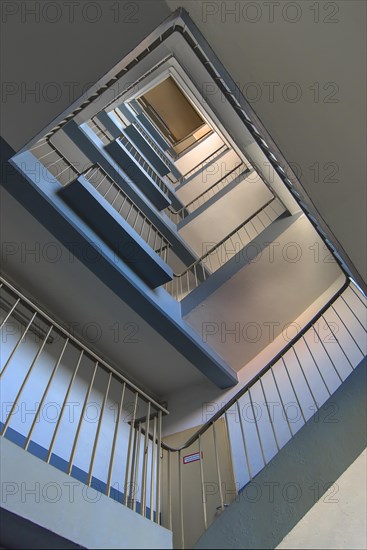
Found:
<box><xmin>106</xmin><ymin>140</ymin><xmax>170</xmax><ymax>211</ymax></box>
<box><xmin>123</xmin><ymin>125</ymin><xmax>170</xmax><ymax>177</ymax></box>
<box><xmin>60</xmin><ymin>175</ymin><xmax>173</xmax><ymax>288</ymax></box>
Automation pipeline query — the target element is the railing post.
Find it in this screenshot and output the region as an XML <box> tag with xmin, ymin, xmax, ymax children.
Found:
<box><xmin>67</xmin><ymin>361</ymin><xmax>98</xmax><ymax>476</ymax></box>
<box><xmin>1</xmin><ymin>324</ymin><xmax>54</xmax><ymax>437</ymax></box>
<box><xmin>106</xmin><ymin>382</ymin><xmax>126</xmax><ymax>497</ymax></box>
<box><xmin>124</xmin><ymin>392</ymin><xmax>139</xmax><ymax>505</ymax></box>
<box><xmin>140</xmin><ymin>402</ymin><xmax>151</xmax><ymax>517</ymax></box>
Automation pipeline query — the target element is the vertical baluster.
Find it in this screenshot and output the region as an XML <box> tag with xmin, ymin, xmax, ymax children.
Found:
<box><xmin>147</xmin><ymin>225</ymin><xmax>152</xmax><ymax>247</ymax></box>
<box><xmin>132</xmin><ymin>422</ymin><xmax>142</xmax><ymax>512</ymax></box>
<box><xmin>350</xmin><ymin>284</ymin><xmax>367</xmax><ymax>307</ymax></box>
<box><xmin>224</xmin><ymin>411</ymin><xmax>238</xmax><ymax>499</ymax></box>
<box><xmin>270</xmin><ymin>366</ymin><xmax>293</xmax><ymax>437</ymax></box>
<box><xmin>132</xmin><ymin>210</ymin><xmax>140</xmax><ymax>230</ymax></box>
<box><xmin>67</xmin><ymin>361</ymin><xmax>98</xmax><ymax>475</ymax></box>
<box><xmin>150</xmin><ymin>416</ymin><xmax>157</xmax><ymax>520</ymax></box>
<box><xmin>0</xmin><ymin>312</ymin><xmax>37</xmax><ymax>379</ymax></box>
<box><xmin>167</xmin><ymin>451</ymin><xmax>172</xmax><ymax>531</ymax></box>
<box><xmin>248</xmin><ymin>386</ymin><xmax>267</xmax><ymax>466</ymax></box>
<box><xmin>301</xmin><ymin>334</ymin><xmax>332</xmax><ymax>395</ymax></box>
<box><xmin>198</xmin><ymin>434</ymin><xmax>207</xmax><ymax>530</ymax></box>
<box><xmin>24</xmin><ymin>337</ymin><xmax>69</xmax><ymax>450</ymax></box>
<box><xmin>128</xmin><ymin>425</ymin><xmax>138</xmax><ymax>508</ymax></box>
<box><xmin>106</xmin><ymin>382</ymin><xmax>126</xmax><ymax>496</ymax></box>
<box><xmin>0</xmin><ymin>297</ymin><xmax>20</xmax><ymax>329</ymax></box>
<box><xmin>156</xmin><ymin>411</ymin><xmax>162</xmax><ymax>524</ymax></box>
<box><xmin>178</xmin><ymin>449</ymin><xmax>184</xmax><ymax>549</ymax></box>
<box><xmin>140</xmin><ymin>218</ymin><xmax>146</xmax><ymax>238</ymax></box>
<box><xmin>341</xmin><ymin>293</ymin><xmax>367</xmax><ymax>331</ymax></box>
<box><xmin>87</xmin><ymin>372</ymin><xmax>112</xmax><ymax>486</ymax></box>
<box><xmin>140</xmin><ymin>402</ymin><xmax>151</xmax><ymax>517</ymax></box>
<box><xmin>117</xmin><ymin>195</ymin><xmax>128</xmax><ymax>214</ymax></box>
<box><xmin>259</xmin><ymin>377</ymin><xmax>280</xmax><ymax>451</ymax></box>
<box><xmin>1</xmin><ymin>324</ymin><xmax>54</xmax><ymax>436</ymax></box>
<box><xmin>194</xmin><ymin>264</ymin><xmax>198</xmax><ymax>288</ymax></box>
<box><xmin>124</xmin><ymin>392</ymin><xmax>138</xmax><ymax>505</ymax></box>
<box><xmin>96</xmin><ymin>173</ymin><xmax>108</xmax><ymax>191</ymax></box>
<box><xmin>47</xmin><ymin>350</ymin><xmax>84</xmax><ymax>463</ymax></box>
<box><xmin>291</xmin><ymin>346</ymin><xmax>318</xmax><ymax>408</ymax></box>
<box><xmin>281</xmin><ymin>356</ymin><xmax>306</xmax><ymax>424</ymax></box>
<box><xmin>103</xmin><ymin>181</ymin><xmax>115</xmax><ymax>198</ymax></box>
<box><xmin>212</xmin><ymin>422</ymin><xmax>224</xmax><ymax>510</ymax></box>
<box><xmin>236</xmin><ymin>400</ymin><xmax>252</xmax><ymax>480</ymax></box>
<box><xmin>110</xmin><ymin>188</ymin><xmax>120</xmax><ymax>208</ymax></box>
<box><xmin>126</xmin><ymin>203</ymin><xmax>134</xmax><ymax>223</ymax></box>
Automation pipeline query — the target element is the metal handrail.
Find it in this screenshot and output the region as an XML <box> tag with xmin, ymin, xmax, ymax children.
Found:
<box><xmin>0</xmin><ymin>274</ymin><xmax>168</xmax><ymax>415</ymax></box>
<box><xmin>165</xmin><ymin>164</ymin><xmax>250</xmax><ymax>224</ymax></box>
<box><xmin>165</xmin><ymin>197</ymin><xmax>279</xmax><ymax>299</ymax></box>
<box><xmin>83</xmin><ymin>164</ymin><xmax>172</xmax><ymax>260</ymax></box>
<box><xmin>29</xmin><ymin>139</ymin><xmax>79</xmax><ymax>186</ymax></box>
<box><xmin>91</xmin><ymin>116</ymin><xmax>113</xmax><ymax>144</ymax></box>
<box><xmin>133</xmin><ymin>121</ymin><xmax>173</xmax><ymax>171</ymax></box>
<box><xmin>178</xmin><ymin>143</ymin><xmax>227</xmax><ymax>182</ymax></box>
<box><xmin>162</xmin><ymin>275</ymin><xmax>352</xmax><ymax>452</ymax></box>
<box><xmin>0</xmin><ymin>273</ymin><xmax>169</xmax><ymax>521</ymax></box>
<box><xmin>118</xmin><ymin>136</ymin><xmax>172</xmax><ymax>197</ymax></box>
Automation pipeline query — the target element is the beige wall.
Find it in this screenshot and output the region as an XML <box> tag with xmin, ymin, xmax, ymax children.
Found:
<box><xmin>162</xmin><ymin>421</ymin><xmax>236</xmax><ymax>548</ymax></box>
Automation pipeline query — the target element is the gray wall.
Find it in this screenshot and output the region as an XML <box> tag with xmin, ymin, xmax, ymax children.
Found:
<box><xmin>1</xmin><ymin>438</ymin><xmax>172</xmax><ymax>549</ymax></box>
<box><xmin>194</xmin><ymin>358</ymin><xmax>366</xmax><ymax>549</ymax></box>
<box><xmin>166</xmin><ymin>0</ymin><xmax>367</xmax><ymax>283</ymax></box>
<box><xmin>0</xmin><ymin>0</ymin><xmax>170</xmax><ymax>150</ymax></box>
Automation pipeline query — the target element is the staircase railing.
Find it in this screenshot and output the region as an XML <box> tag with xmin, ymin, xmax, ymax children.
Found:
<box><xmin>133</xmin><ymin>121</ymin><xmax>175</xmax><ymax>172</ymax></box>
<box><xmin>83</xmin><ymin>165</ymin><xmax>172</xmax><ymax>262</ymax></box>
<box><xmin>118</xmin><ymin>135</ymin><xmax>172</xmax><ymax>198</ymax></box>
<box><xmin>159</xmin><ymin>276</ymin><xmax>366</xmax><ymax>548</ymax></box>
<box><xmin>0</xmin><ymin>275</ymin><xmax>169</xmax><ymax>521</ymax></box>
<box><xmin>1</xmin><ymin>274</ymin><xmax>366</xmax><ymax>548</ymax></box>
<box><xmin>89</xmin><ymin>116</ymin><xmax>114</xmax><ymax>145</ymax></box>
<box><xmin>165</xmin><ymin>197</ymin><xmax>285</xmax><ymax>301</ymax></box>
<box><xmin>29</xmin><ymin>139</ymin><xmax>79</xmax><ymax>186</ymax></box>
<box><xmin>165</xmin><ymin>164</ymin><xmax>250</xmax><ymax>224</ymax></box>
<box><xmin>178</xmin><ymin>143</ymin><xmax>227</xmax><ymax>182</ymax></box>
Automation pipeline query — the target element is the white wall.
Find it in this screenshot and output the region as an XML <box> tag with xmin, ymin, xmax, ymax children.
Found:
<box><xmin>1</xmin><ymin>438</ymin><xmax>172</xmax><ymax>549</ymax></box>
<box><xmin>0</xmin><ymin>308</ymin><xmax>158</xmax><ymax>512</ymax></box>
<box><xmin>184</xmin><ymin>214</ymin><xmax>343</xmax><ymax>371</ymax></box>
<box><xmin>176</xmin><ymin>149</ymin><xmax>241</xmax><ymax>204</ymax></box>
